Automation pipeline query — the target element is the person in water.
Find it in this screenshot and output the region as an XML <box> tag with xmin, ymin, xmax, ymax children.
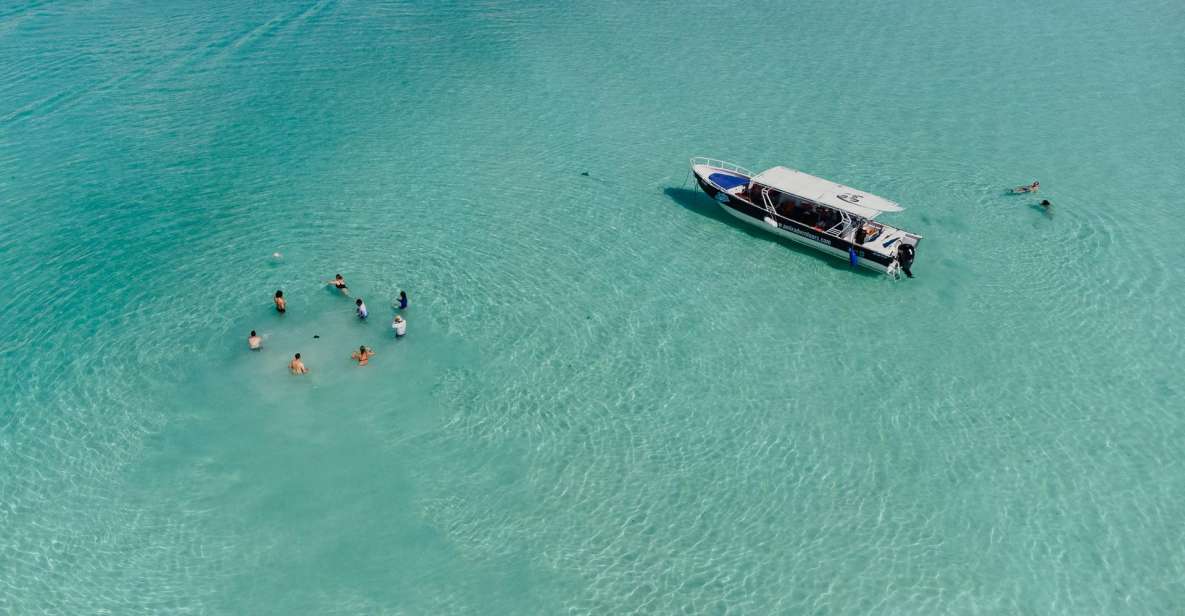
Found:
<box><xmin>248</xmin><ymin>330</ymin><xmax>262</xmax><ymax>350</ymax></box>
<box><xmin>392</xmin><ymin>314</ymin><xmax>406</xmax><ymax>337</ymax></box>
<box><xmin>326</xmin><ymin>274</ymin><xmax>350</xmax><ymax>295</ymax></box>
<box><xmin>897</xmin><ymin>243</ymin><xmax>916</xmax><ymax>279</ymax></box>
<box><xmin>352</xmin><ymin>345</ymin><xmax>375</xmax><ymax>366</ymax></box>
<box><xmin>355</xmin><ymin>298</ymin><xmax>368</xmax><ymax>319</ymax></box>
<box><xmin>274</xmin><ymin>290</ymin><xmax>286</xmax><ymax>313</ymax></box>
<box><xmin>396</xmin><ymin>290</ymin><xmax>408</xmax><ymax>310</ymax></box>
<box><xmin>289</xmin><ymin>353</ymin><xmax>308</xmax><ymax>374</ymax></box>
<box><xmin>1014</xmin><ymin>181</ymin><xmax>1040</xmax><ymax>193</ymax></box>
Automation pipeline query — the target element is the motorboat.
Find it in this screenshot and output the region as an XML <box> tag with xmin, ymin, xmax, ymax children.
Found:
<box><xmin>690</xmin><ymin>157</ymin><xmax>922</xmax><ymax>276</ymax></box>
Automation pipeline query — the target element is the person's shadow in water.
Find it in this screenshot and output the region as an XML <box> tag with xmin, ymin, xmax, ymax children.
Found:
<box><xmin>662</xmin><ymin>187</ymin><xmax>882</xmax><ymax>276</ymax></box>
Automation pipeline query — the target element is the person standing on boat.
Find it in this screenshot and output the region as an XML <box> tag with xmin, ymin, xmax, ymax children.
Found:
<box><xmin>802</xmin><ymin>207</ymin><xmax>819</xmax><ymax>228</ymax></box>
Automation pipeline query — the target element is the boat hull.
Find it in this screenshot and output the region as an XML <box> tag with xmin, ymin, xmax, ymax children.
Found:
<box><xmin>693</xmin><ymin>172</ymin><xmax>897</xmax><ymax>274</ymax></box>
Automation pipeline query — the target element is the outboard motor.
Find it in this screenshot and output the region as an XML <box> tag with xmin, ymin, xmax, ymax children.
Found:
<box><xmin>896</xmin><ymin>243</ymin><xmax>915</xmax><ymax>279</ymax></box>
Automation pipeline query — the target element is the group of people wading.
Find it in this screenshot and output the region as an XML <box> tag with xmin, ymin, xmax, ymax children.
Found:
<box><xmin>249</xmin><ymin>272</ymin><xmax>409</xmax><ymax>375</ymax></box>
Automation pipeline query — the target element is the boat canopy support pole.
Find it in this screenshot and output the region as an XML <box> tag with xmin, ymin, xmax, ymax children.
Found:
<box><xmin>761</xmin><ymin>188</ymin><xmax>775</xmax><ymax>216</ymax></box>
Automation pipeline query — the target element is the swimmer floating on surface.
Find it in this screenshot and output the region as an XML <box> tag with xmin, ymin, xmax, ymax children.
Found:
<box><xmin>1011</xmin><ymin>181</ymin><xmax>1040</xmax><ymax>194</ymax></box>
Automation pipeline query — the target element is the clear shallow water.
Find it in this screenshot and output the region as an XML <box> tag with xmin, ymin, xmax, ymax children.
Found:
<box><xmin>2</xmin><ymin>0</ymin><xmax>1184</xmax><ymax>612</ymax></box>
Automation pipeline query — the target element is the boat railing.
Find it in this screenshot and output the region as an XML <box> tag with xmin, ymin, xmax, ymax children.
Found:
<box><xmin>761</xmin><ymin>187</ymin><xmax>776</xmax><ymax>216</ymax></box>
<box><xmin>826</xmin><ymin>212</ymin><xmax>853</xmax><ymax>237</ymax></box>
<box><xmin>752</xmin><ymin>191</ymin><xmax>817</xmax><ymax>231</ymax></box>
<box><xmin>750</xmin><ymin>197</ymin><xmax>880</xmax><ymax>248</ymax></box>
<box><xmin>690</xmin><ymin>157</ymin><xmax>755</xmax><ymax>178</ymax></box>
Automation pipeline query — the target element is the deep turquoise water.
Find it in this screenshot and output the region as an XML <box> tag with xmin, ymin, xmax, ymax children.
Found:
<box><xmin>2</xmin><ymin>0</ymin><xmax>1184</xmax><ymax>613</ymax></box>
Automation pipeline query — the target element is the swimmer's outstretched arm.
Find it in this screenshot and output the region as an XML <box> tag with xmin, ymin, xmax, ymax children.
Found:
<box><xmin>324</xmin><ymin>280</ymin><xmax>351</xmax><ymax>294</ymax></box>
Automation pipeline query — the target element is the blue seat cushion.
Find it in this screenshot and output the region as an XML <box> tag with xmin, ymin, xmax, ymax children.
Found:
<box><xmin>708</xmin><ymin>173</ymin><xmax>749</xmax><ymax>191</ymax></box>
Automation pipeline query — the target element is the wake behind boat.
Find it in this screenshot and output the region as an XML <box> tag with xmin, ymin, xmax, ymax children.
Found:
<box><xmin>690</xmin><ymin>157</ymin><xmax>922</xmax><ymax>276</ymax></box>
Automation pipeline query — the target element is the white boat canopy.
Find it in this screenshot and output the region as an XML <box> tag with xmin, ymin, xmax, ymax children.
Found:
<box><xmin>750</xmin><ymin>166</ymin><xmax>903</xmax><ymax>220</ymax></box>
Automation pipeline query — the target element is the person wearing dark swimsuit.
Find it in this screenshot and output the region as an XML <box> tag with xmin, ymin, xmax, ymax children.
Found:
<box><xmin>326</xmin><ymin>274</ymin><xmax>350</xmax><ymax>296</ymax></box>
<box><xmin>396</xmin><ymin>290</ymin><xmax>408</xmax><ymax>310</ymax></box>
<box><xmin>897</xmin><ymin>244</ymin><xmax>916</xmax><ymax>279</ymax></box>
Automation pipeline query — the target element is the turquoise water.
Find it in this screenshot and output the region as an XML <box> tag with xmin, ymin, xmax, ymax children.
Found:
<box><xmin>2</xmin><ymin>0</ymin><xmax>1184</xmax><ymax>612</ymax></box>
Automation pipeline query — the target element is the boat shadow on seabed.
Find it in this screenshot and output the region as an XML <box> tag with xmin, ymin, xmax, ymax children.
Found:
<box><xmin>663</xmin><ymin>187</ymin><xmax>885</xmax><ymax>277</ymax></box>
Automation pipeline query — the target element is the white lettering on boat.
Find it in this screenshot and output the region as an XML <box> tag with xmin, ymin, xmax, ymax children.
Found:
<box><xmin>780</xmin><ymin>224</ymin><xmax>827</xmax><ymax>244</ymax></box>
